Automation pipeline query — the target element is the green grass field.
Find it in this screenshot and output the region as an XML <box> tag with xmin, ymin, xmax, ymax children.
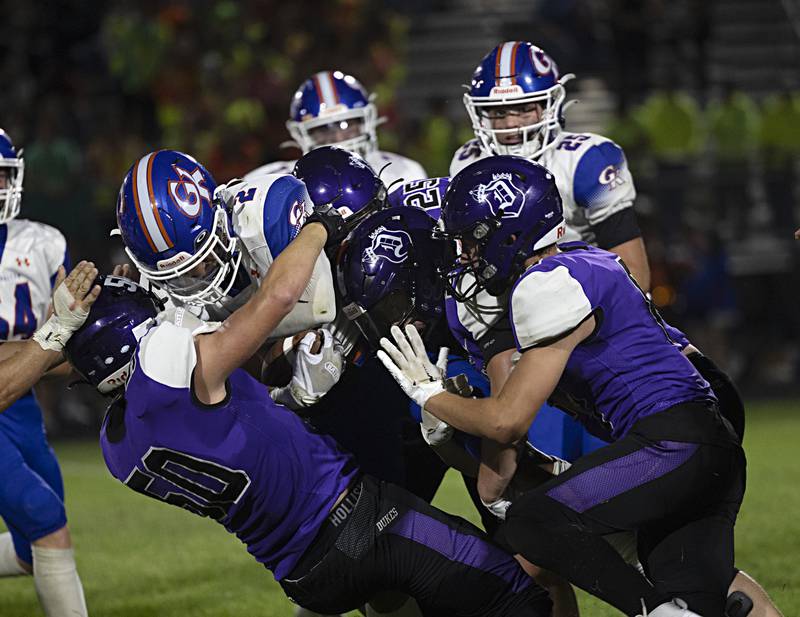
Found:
<box><xmin>2</xmin><ymin>400</ymin><xmax>798</xmax><ymax>616</ymax></box>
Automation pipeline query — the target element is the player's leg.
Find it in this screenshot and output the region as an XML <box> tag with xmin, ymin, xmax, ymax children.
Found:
<box><xmin>0</xmin><ymin>410</ymin><xmax>88</xmax><ymax>617</ymax></box>
<box><xmin>728</xmin><ymin>571</ymin><xmax>784</xmax><ymax>617</ymax></box>
<box><xmin>504</xmin><ymin>424</ymin><xmax>743</xmax><ymax>616</ymax></box>
<box><xmin>280</xmin><ymin>476</ymin><xmax>552</xmax><ymax>617</ymax></box>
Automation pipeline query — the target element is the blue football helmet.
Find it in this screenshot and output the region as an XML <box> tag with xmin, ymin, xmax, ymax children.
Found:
<box><xmin>115</xmin><ymin>150</ymin><xmax>241</xmax><ymax>305</ymax></box>
<box><xmin>0</xmin><ymin>129</ymin><xmax>24</xmax><ymax>224</ymax></box>
<box><xmin>65</xmin><ymin>275</ymin><xmax>162</xmax><ymax>394</ymax></box>
<box><xmin>337</xmin><ymin>206</ymin><xmax>448</xmax><ymax>349</ymax></box>
<box><xmin>293</xmin><ymin>146</ymin><xmax>388</xmax><ymax>230</ymax></box>
<box><xmin>464</xmin><ymin>41</ymin><xmax>573</xmax><ymax>159</ymax></box>
<box><xmin>287</xmin><ymin>70</ymin><xmax>379</xmax><ymax>157</ymax></box>
<box><xmin>441</xmin><ymin>155</ymin><xmax>566</xmax><ymax>300</ymax></box>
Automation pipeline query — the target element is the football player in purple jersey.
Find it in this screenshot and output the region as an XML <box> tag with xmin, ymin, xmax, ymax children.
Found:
<box><xmin>379</xmin><ymin>156</ymin><xmax>751</xmax><ymax>617</ymax></box>
<box><xmin>63</xmin><ymin>217</ymin><xmax>553</xmax><ymax>617</ymax></box>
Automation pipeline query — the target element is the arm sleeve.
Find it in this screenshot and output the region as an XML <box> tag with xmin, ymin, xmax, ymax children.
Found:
<box><xmin>510</xmin><ymin>266</ymin><xmax>593</xmax><ymax>350</ymax></box>
<box><xmin>592</xmin><ymin>208</ymin><xmax>642</xmax><ymax>250</ymax></box>
<box><xmin>475</xmin><ymin>315</ymin><xmax>517</xmax><ymax>366</ymax></box>
<box><xmin>573</xmin><ymin>140</ymin><xmax>637</xmax><ymax>227</ymax></box>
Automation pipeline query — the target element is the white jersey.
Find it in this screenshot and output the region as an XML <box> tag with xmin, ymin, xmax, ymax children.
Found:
<box><xmin>206</xmin><ymin>174</ymin><xmax>336</xmax><ymax>337</ymax></box>
<box><xmin>245</xmin><ymin>150</ymin><xmax>427</xmax><ymax>190</ymax></box>
<box><xmin>0</xmin><ymin>219</ymin><xmax>67</xmax><ymax>341</ymax></box>
<box><xmin>450</xmin><ymin>131</ymin><xmax>637</xmax><ymax>246</ymax></box>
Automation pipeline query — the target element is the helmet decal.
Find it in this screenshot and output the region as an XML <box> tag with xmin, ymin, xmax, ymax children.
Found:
<box><xmin>468</xmin><ymin>174</ymin><xmax>525</xmax><ymax>219</ymax></box>
<box><xmin>167</xmin><ymin>164</ymin><xmax>212</xmax><ymax>218</ymax></box>
<box><xmin>365</xmin><ymin>227</ymin><xmax>412</xmax><ymax>264</ymax></box>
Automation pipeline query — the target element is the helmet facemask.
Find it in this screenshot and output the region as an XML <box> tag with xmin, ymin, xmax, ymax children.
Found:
<box><xmin>0</xmin><ymin>154</ymin><xmax>24</xmax><ymax>224</ymax></box>
<box><xmin>464</xmin><ymin>78</ymin><xmax>570</xmax><ymax>159</ymax></box>
<box><xmin>287</xmin><ymin>101</ymin><xmax>379</xmax><ymax>158</ymax></box>
<box><xmin>126</xmin><ymin>207</ymin><xmax>242</xmax><ymax>305</ymax></box>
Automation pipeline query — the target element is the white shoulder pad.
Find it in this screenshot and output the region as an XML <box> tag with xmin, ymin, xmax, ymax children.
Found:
<box><xmin>511</xmin><ymin>265</ymin><xmax>592</xmax><ymax>349</ymax></box>
<box><xmin>11</xmin><ymin>220</ymin><xmax>67</xmax><ymax>278</ymax></box>
<box><xmin>244</xmin><ymin>160</ymin><xmax>297</xmax><ymax>182</ymax></box>
<box><xmin>449</xmin><ymin>140</ymin><xmax>488</xmax><ymax>177</ymax></box>
<box><xmin>157</xmin><ymin>306</ymin><xmax>222</xmax><ymax>336</ymax></box>
<box><xmin>137</xmin><ymin>321</ymin><xmax>198</xmax><ymax>388</ymax></box>
<box><xmin>269</xmin><ymin>250</ymin><xmax>336</xmax><ymax>337</ymax></box>
<box><xmin>366</xmin><ymin>151</ymin><xmax>427</xmax><ymax>188</ymax></box>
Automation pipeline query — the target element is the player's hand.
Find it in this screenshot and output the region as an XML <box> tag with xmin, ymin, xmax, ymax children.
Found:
<box><xmin>303</xmin><ymin>202</ymin><xmax>349</xmax><ymax>249</ymax></box>
<box><xmin>289</xmin><ymin>328</ymin><xmax>345</xmax><ymax>406</ymax></box>
<box><xmin>377</xmin><ymin>324</ymin><xmax>446</xmax><ymax>410</ymax></box>
<box><xmin>270</xmin><ymin>328</ymin><xmax>345</xmax><ymax>410</ymax></box>
<box><xmin>34</xmin><ymin>261</ymin><xmax>101</xmax><ymax>352</ymax></box>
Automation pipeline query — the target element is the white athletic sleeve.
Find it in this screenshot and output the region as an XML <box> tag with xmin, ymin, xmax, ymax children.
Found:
<box><xmin>511</xmin><ymin>266</ymin><xmax>593</xmax><ymax>350</ymax></box>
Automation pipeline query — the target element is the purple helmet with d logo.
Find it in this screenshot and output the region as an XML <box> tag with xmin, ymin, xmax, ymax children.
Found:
<box><xmin>337</xmin><ymin>206</ymin><xmax>448</xmax><ymax>349</ymax></box>
<box><xmin>293</xmin><ymin>145</ymin><xmax>387</xmax><ymax>231</ymax></box>
<box><xmin>65</xmin><ymin>276</ymin><xmax>162</xmax><ymax>394</ymax></box>
<box><xmin>441</xmin><ymin>155</ymin><xmax>565</xmax><ymax>300</ymax></box>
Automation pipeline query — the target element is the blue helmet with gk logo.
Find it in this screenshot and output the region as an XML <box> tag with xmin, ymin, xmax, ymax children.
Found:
<box><xmin>293</xmin><ymin>146</ymin><xmax>387</xmax><ymax>231</ymax></box>
<box><xmin>0</xmin><ymin>129</ymin><xmax>24</xmax><ymax>224</ymax></box>
<box><xmin>441</xmin><ymin>155</ymin><xmax>565</xmax><ymax>299</ymax></box>
<box><xmin>65</xmin><ymin>275</ymin><xmax>162</xmax><ymax>394</ymax></box>
<box><xmin>286</xmin><ymin>71</ymin><xmax>379</xmax><ymax>158</ymax></box>
<box><xmin>337</xmin><ymin>206</ymin><xmax>448</xmax><ymax>349</ymax></box>
<box><xmin>115</xmin><ymin>150</ymin><xmax>241</xmax><ymax>304</ymax></box>
<box><xmin>464</xmin><ymin>42</ymin><xmax>573</xmax><ymax>159</ymax></box>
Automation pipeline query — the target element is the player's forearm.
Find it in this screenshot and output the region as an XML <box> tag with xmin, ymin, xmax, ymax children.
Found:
<box><xmin>0</xmin><ymin>341</ymin><xmax>61</xmax><ymax>412</ymax></box>
<box><xmin>610</xmin><ymin>237</ymin><xmax>650</xmax><ymax>292</ymax></box>
<box><xmin>478</xmin><ymin>440</ymin><xmax>519</xmax><ymax>502</ymax></box>
<box><xmin>425</xmin><ymin>391</ymin><xmax>531</xmax><ymax>444</ymax></box>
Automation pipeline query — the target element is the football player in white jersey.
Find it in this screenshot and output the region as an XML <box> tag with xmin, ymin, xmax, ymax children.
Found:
<box><xmin>451</xmin><ymin>41</ymin><xmax>650</xmax><ymax>291</ymax></box>
<box><xmin>245</xmin><ymin>70</ymin><xmax>426</xmax><ymax>190</ymax></box>
<box><xmin>0</xmin><ymin>130</ymin><xmax>89</xmax><ymax>617</ymax></box>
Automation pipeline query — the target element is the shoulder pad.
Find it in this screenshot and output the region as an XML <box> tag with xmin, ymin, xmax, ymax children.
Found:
<box><xmin>243</xmin><ymin>160</ymin><xmax>297</xmax><ymax>182</ymax></box>
<box><xmin>449</xmin><ymin>139</ymin><xmax>486</xmax><ymax>176</ymax></box>
<box><xmin>511</xmin><ymin>265</ymin><xmax>592</xmax><ymax>350</ymax></box>
<box><xmin>137</xmin><ymin>321</ymin><xmax>197</xmax><ymax>388</ymax></box>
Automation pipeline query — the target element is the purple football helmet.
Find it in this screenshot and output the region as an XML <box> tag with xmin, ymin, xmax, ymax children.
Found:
<box><xmin>464</xmin><ymin>41</ymin><xmax>573</xmax><ymax>159</ymax></box>
<box><xmin>337</xmin><ymin>206</ymin><xmax>448</xmax><ymax>349</ymax></box>
<box><xmin>115</xmin><ymin>150</ymin><xmax>241</xmax><ymax>305</ymax></box>
<box><xmin>441</xmin><ymin>155</ymin><xmax>566</xmax><ymax>299</ymax></box>
<box><xmin>287</xmin><ymin>70</ymin><xmax>379</xmax><ymax>157</ymax></box>
<box><xmin>0</xmin><ymin>129</ymin><xmax>24</xmax><ymax>224</ymax></box>
<box><xmin>65</xmin><ymin>276</ymin><xmax>162</xmax><ymax>394</ymax></box>
<box><xmin>293</xmin><ymin>146</ymin><xmax>387</xmax><ymax>231</ymax></box>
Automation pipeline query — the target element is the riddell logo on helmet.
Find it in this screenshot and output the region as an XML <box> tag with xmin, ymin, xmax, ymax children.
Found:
<box><xmin>490</xmin><ymin>85</ymin><xmax>524</xmax><ymax>97</ymax></box>
<box><xmin>157</xmin><ymin>253</ymin><xmax>189</xmax><ymax>271</ymax></box>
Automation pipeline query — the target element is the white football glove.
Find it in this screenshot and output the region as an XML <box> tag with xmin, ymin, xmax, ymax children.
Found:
<box><xmin>480</xmin><ymin>496</ymin><xmax>513</xmax><ymax>521</ymax></box>
<box><xmin>378</xmin><ymin>322</ymin><xmax>447</xmax><ymax>410</ymax></box>
<box><xmin>271</xmin><ymin>328</ymin><xmax>345</xmax><ymax>410</ymax></box>
<box><xmin>33</xmin><ymin>263</ymin><xmax>99</xmax><ymax>352</ymax></box>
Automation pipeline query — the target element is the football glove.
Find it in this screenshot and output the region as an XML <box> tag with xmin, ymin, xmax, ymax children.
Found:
<box><xmin>34</xmin><ymin>262</ymin><xmax>99</xmax><ymax>352</ymax></box>
<box><xmin>304</xmin><ymin>202</ymin><xmax>349</xmax><ymax>249</ymax></box>
<box><xmin>378</xmin><ymin>324</ymin><xmax>447</xmax><ymax>411</ymax></box>
<box><xmin>271</xmin><ymin>328</ymin><xmax>345</xmax><ymax>410</ymax></box>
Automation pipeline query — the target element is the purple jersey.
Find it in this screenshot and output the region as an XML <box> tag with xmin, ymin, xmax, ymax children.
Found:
<box><xmin>510</xmin><ymin>243</ymin><xmax>714</xmax><ymax>440</ymax></box>
<box><xmin>100</xmin><ymin>321</ymin><xmax>357</xmax><ymax>580</ymax></box>
<box><xmin>387</xmin><ymin>176</ymin><xmax>450</xmax><ymax>220</ymax></box>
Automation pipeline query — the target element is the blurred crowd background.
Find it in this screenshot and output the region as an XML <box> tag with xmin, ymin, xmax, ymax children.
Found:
<box><xmin>2</xmin><ymin>0</ymin><xmax>800</xmax><ymax>434</ymax></box>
